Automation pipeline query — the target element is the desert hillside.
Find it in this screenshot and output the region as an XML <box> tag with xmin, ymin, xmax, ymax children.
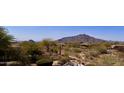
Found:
<box><xmin>1</xmin><ymin>27</ymin><xmax>124</xmax><ymax>66</ymax></box>
<box><xmin>58</xmin><ymin>34</ymin><xmax>106</xmax><ymax>44</ymax></box>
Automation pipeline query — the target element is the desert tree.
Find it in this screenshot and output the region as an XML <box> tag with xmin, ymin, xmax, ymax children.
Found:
<box><xmin>0</xmin><ymin>27</ymin><xmax>14</xmax><ymax>62</ymax></box>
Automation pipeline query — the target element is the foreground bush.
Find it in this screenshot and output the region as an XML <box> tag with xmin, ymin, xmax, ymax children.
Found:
<box><xmin>89</xmin><ymin>42</ymin><xmax>109</xmax><ymax>54</ymax></box>
<box><xmin>36</xmin><ymin>58</ymin><xmax>53</xmax><ymax>66</ymax></box>
<box><xmin>72</xmin><ymin>48</ymin><xmax>82</xmax><ymax>53</ymax></box>
<box><xmin>59</xmin><ymin>56</ymin><xmax>70</xmax><ymax>65</ymax></box>
<box><xmin>92</xmin><ymin>55</ymin><xmax>124</xmax><ymax>66</ymax></box>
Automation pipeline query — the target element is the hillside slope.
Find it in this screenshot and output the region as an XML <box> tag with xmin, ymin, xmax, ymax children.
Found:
<box><xmin>58</xmin><ymin>34</ymin><xmax>106</xmax><ymax>44</ymax></box>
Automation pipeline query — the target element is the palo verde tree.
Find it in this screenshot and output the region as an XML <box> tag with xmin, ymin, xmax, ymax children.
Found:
<box><xmin>0</xmin><ymin>27</ymin><xmax>14</xmax><ymax>62</ymax></box>
<box><xmin>19</xmin><ymin>40</ymin><xmax>41</xmax><ymax>65</ymax></box>
<box><xmin>38</xmin><ymin>39</ymin><xmax>59</xmax><ymax>55</ymax></box>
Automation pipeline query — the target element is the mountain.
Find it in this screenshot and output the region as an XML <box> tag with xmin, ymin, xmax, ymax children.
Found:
<box><xmin>58</xmin><ymin>34</ymin><xmax>106</xmax><ymax>44</ymax></box>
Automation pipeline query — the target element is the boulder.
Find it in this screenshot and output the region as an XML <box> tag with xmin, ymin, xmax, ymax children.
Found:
<box><xmin>111</xmin><ymin>45</ymin><xmax>124</xmax><ymax>52</ymax></box>
<box><xmin>52</xmin><ymin>61</ymin><xmax>61</xmax><ymax>66</ymax></box>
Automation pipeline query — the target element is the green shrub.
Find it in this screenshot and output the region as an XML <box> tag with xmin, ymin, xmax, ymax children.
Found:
<box><xmin>36</xmin><ymin>58</ymin><xmax>53</xmax><ymax>66</ymax></box>
<box><xmin>118</xmin><ymin>52</ymin><xmax>124</xmax><ymax>58</ymax></box>
<box><xmin>59</xmin><ymin>56</ymin><xmax>70</xmax><ymax>65</ymax></box>
<box><xmin>101</xmin><ymin>56</ymin><xmax>117</xmax><ymax>66</ymax></box>
<box><xmin>85</xmin><ymin>49</ymin><xmax>100</xmax><ymax>58</ymax></box>
<box><xmin>89</xmin><ymin>50</ymin><xmax>100</xmax><ymax>57</ymax></box>
<box><xmin>96</xmin><ymin>55</ymin><xmax>124</xmax><ymax>66</ymax></box>
<box><xmin>89</xmin><ymin>43</ymin><xmax>108</xmax><ymax>54</ymax></box>
<box><xmin>73</xmin><ymin>48</ymin><xmax>82</xmax><ymax>53</ymax></box>
<box><xmin>97</xmin><ymin>47</ymin><xmax>107</xmax><ymax>54</ymax></box>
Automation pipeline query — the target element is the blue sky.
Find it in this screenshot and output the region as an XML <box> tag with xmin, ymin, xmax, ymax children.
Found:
<box><xmin>5</xmin><ymin>26</ymin><xmax>124</xmax><ymax>41</ymax></box>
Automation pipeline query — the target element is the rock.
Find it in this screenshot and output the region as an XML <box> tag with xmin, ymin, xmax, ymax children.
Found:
<box><xmin>52</xmin><ymin>61</ymin><xmax>61</xmax><ymax>66</ymax></box>
<box><xmin>31</xmin><ymin>64</ymin><xmax>37</xmax><ymax>66</ymax></box>
<box><xmin>63</xmin><ymin>60</ymin><xmax>84</xmax><ymax>66</ymax></box>
<box><xmin>69</xmin><ymin>56</ymin><xmax>79</xmax><ymax>60</ymax></box>
<box><xmin>63</xmin><ymin>62</ymin><xmax>78</xmax><ymax>66</ymax></box>
<box><xmin>7</xmin><ymin>61</ymin><xmax>18</xmax><ymax>66</ymax></box>
<box><xmin>111</xmin><ymin>45</ymin><xmax>124</xmax><ymax>52</ymax></box>
<box><xmin>53</xmin><ymin>55</ymin><xmax>85</xmax><ymax>66</ymax></box>
<box><xmin>79</xmin><ymin>53</ymin><xmax>85</xmax><ymax>60</ymax></box>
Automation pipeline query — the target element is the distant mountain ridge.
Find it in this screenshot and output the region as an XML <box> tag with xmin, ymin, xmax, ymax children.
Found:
<box><xmin>58</xmin><ymin>34</ymin><xmax>106</xmax><ymax>44</ymax></box>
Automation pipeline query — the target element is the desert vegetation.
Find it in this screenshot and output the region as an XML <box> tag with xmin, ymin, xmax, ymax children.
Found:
<box><xmin>0</xmin><ymin>27</ymin><xmax>124</xmax><ymax>66</ymax></box>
